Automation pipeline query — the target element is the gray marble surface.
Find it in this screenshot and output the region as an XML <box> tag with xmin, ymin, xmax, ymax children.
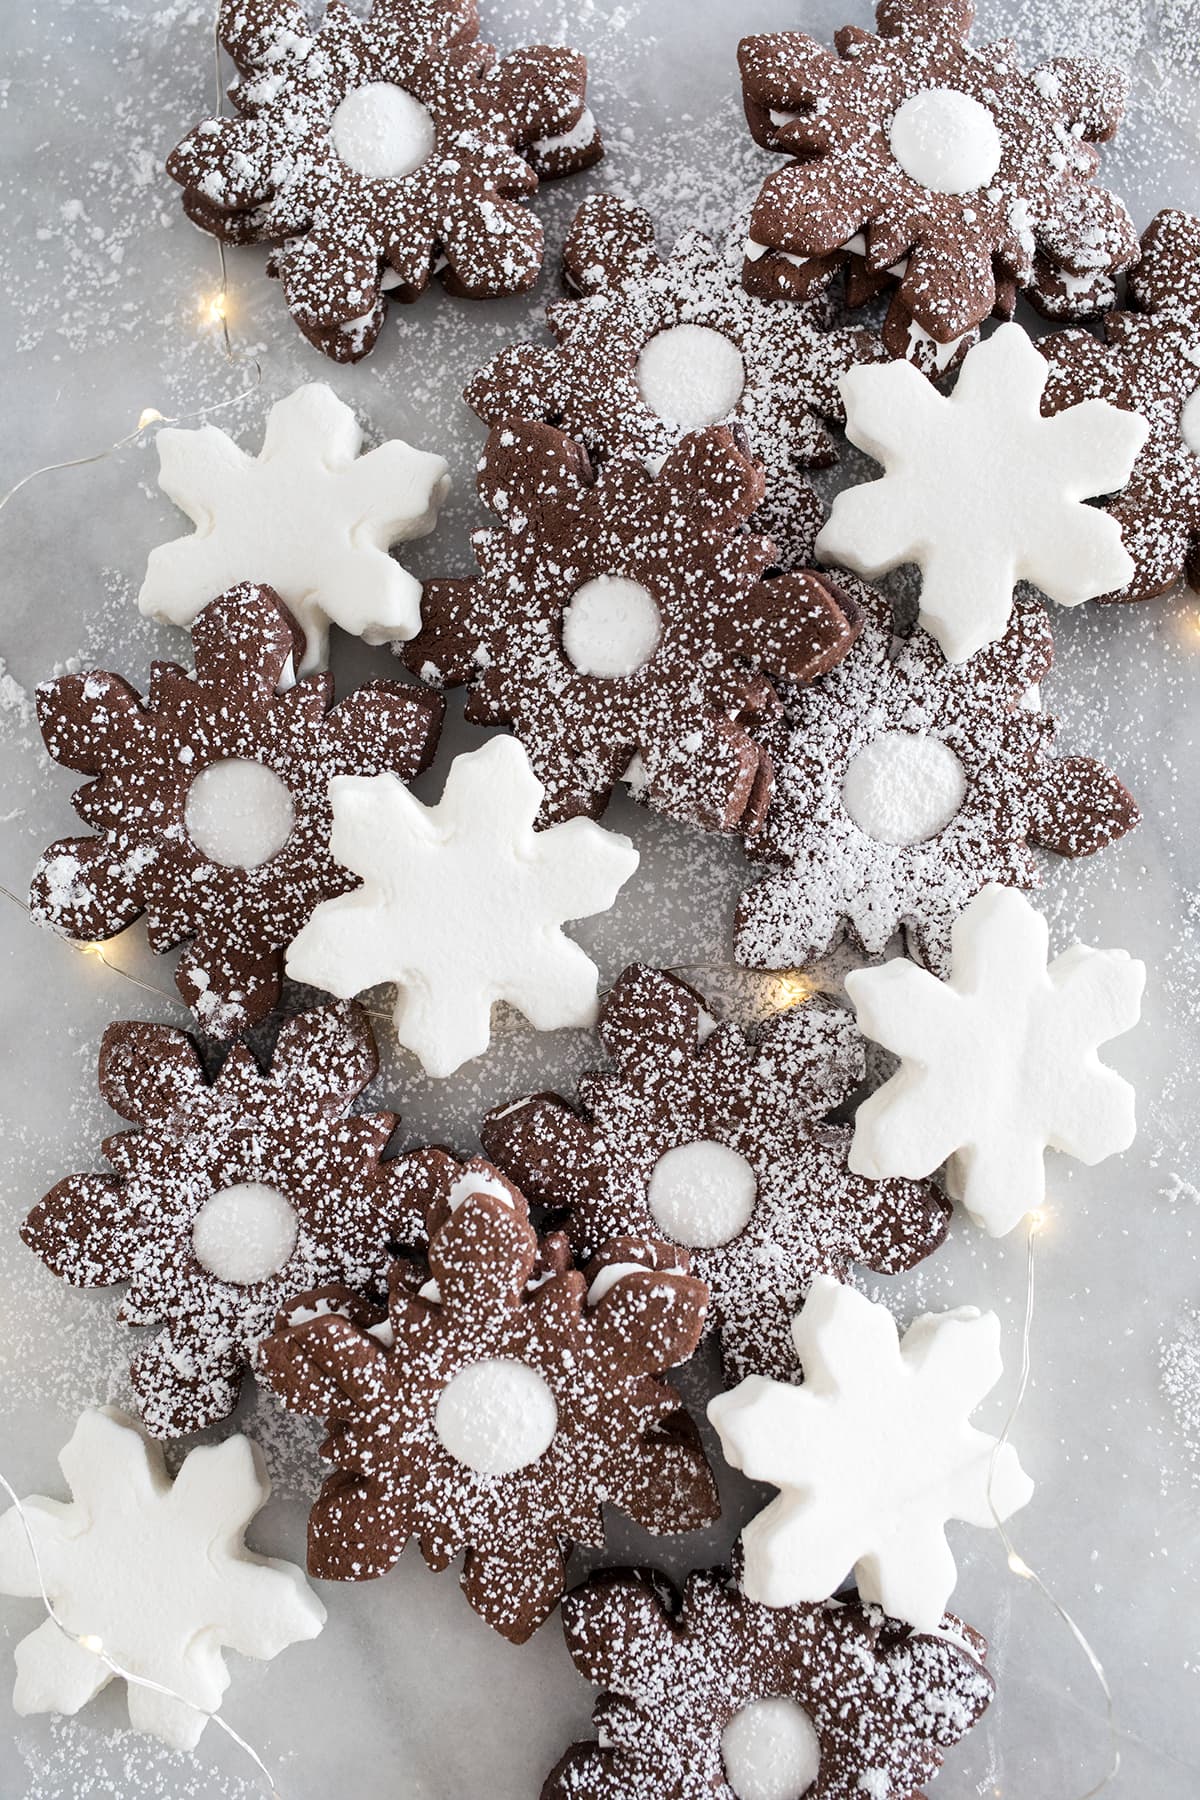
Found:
<box><xmin>2</xmin><ymin>0</ymin><xmax>1200</xmax><ymax>1795</ymax></box>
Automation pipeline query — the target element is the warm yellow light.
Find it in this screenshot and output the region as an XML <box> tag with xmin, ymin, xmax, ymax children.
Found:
<box><xmin>79</xmin><ymin>1633</ymin><xmax>104</xmax><ymax>1653</ymax></box>
<box><xmin>137</xmin><ymin>407</ymin><xmax>164</xmax><ymax>431</ymax></box>
<box><xmin>1028</xmin><ymin>1208</ymin><xmax>1046</xmax><ymax>1233</ymax></box>
<box><xmin>770</xmin><ymin>971</ymin><xmax>813</xmax><ymax>1010</ymax></box>
<box><xmin>1007</xmin><ymin>1551</ymin><xmax>1033</xmax><ymax>1579</ymax></box>
<box><xmin>204</xmin><ymin>292</ymin><xmax>228</xmax><ymax>325</ymax></box>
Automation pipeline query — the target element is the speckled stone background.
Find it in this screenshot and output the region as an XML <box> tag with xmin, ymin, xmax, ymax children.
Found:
<box><xmin>2</xmin><ymin>0</ymin><xmax>1200</xmax><ymax>1795</ymax></box>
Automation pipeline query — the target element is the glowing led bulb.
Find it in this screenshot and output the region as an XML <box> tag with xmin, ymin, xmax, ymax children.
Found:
<box><xmin>770</xmin><ymin>972</ymin><xmax>813</xmax><ymax>1010</ymax></box>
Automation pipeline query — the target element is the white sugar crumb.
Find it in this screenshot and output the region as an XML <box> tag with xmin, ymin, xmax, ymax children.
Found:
<box><xmin>16</xmin><ymin>1715</ymin><xmax>272</xmax><ymax>1798</ymax></box>
<box><xmin>0</xmin><ymin>0</ymin><xmax>1198</xmax><ymax>1794</ymax></box>
<box><xmin>1159</xmin><ymin>1306</ymin><xmax>1200</xmax><ymax>1485</ymax></box>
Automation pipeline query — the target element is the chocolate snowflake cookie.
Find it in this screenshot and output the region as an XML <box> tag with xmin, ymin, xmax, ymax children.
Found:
<box><xmin>22</xmin><ymin>1003</ymin><xmax>425</xmax><ymax>1437</ymax></box>
<box><xmin>736</xmin><ymin>575</ymin><xmax>1139</xmax><ymax>974</ymax></box>
<box><xmin>739</xmin><ymin>0</ymin><xmax>1138</xmax><ymax>354</ymax></box>
<box><xmin>402</xmin><ymin>421</ymin><xmax>859</xmax><ymax>833</ymax></box>
<box><xmin>543</xmin><ymin>1566</ymin><xmax>993</xmax><ymax>1799</ymax></box>
<box><xmin>29</xmin><ymin>584</ymin><xmax>442</xmax><ymax>1036</ymax></box>
<box><xmin>259</xmin><ymin>1180</ymin><xmax>718</xmax><ymax>1642</ymax></box>
<box><xmin>168</xmin><ymin>0</ymin><xmax>600</xmax><ymax>360</ymax></box>
<box><xmin>466</xmin><ymin>192</ymin><xmax>882</xmax><ymax>566</ymax></box>
<box><xmin>481</xmin><ymin>962</ymin><xmax>949</xmax><ymax>1384</ymax></box>
<box><xmin>1041</xmin><ymin>209</ymin><xmax>1200</xmax><ymax>604</ymax></box>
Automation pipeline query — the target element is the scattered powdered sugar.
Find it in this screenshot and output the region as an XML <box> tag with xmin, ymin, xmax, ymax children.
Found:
<box><xmin>1</xmin><ymin>1</ymin><xmax>1199</xmax><ymax>1795</ymax></box>
<box><xmin>0</xmin><ymin>659</ymin><xmax>34</xmax><ymax>730</ymax></box>
<box><xmin>15</xmin><ymin>1716</ymin><xmax>268</xmax><ymax>1800</ymax></box>
<box><xmin>1159</xmin><ymin>1305</ymin><xmax>1200</xmax><ymax>1485</ymax></box>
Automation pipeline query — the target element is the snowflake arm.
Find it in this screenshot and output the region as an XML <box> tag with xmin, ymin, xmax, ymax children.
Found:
<box><xmin>141</xmin><ymin>385</ymin><xmax>449</xmax><ymax>673</ymax></box>
<box><xmin>12</xmin><ymin>1622</ymin><xmax>111</xmax><ymax>1723</ymax></box>
<box><xmin>286</xmin><ymin>737</ymin><xmax>638</xmax><ymax>1077</ymax></box>
<box><xmin>708</xmin><ymin>1277</ymin><xmax>1033</xmax><ymax>1631</ymax></box>
<box><xmin>816</xmin><ymin>326</ymin><xmax>1148</xmax><ymax>661</ymax></box>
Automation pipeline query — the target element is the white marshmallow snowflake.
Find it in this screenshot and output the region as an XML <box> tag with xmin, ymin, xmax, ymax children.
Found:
<box><xmin>816</xmin><ymin>324</ymin><xmax>1148</xmax><ymax>662</ymax></box>
<box><xmin>140</xmin><ymin>383</ymin><xmax>450</xmax><ymax>673</ymax></box>
<box><xmin>707</xmin><ymin>1276</ymin><xmax>1033</xmax><ymax>1632</ymax></box>
<box><xmin>287</xmin><ymin>734</ymin><xmax>639</xmax><ymax>1078</ymax></box>
<box><xmin>847</xmin><ymin>884</ymin><xmax>1144</xmax><ymax>1236</ymax></box>
<box><xmin>0</xmin><ymin>1408</ymin><xmax>324</xmax><ymax>1751</ymax></box>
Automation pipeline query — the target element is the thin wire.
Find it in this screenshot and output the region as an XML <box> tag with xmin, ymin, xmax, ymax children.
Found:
<box><xmin>0</xmin><ymin>379</ymin><xmax>259</xmax><ymax>521</ymax></box>
<box><xmin>0</xmin><ymin>4</ymin><xmax>259</xmax><ymax>525</ymax></box>
<box><xmin>0</xmin><ymin>1468</ymin><xmax>284</xmax><ymax>1796</ymax></box>
<box><xmin>988</xmin><ymin>1219</ymin><xmax>1121</xmax><ymax>1799</ymax></box>
<box><xmin>209</xmin><ymin>5</ymin><xmax>241</xmax><ymax>366</ymax></box>
<box><xmin>0</xmin><ymin>884</ymin><xmax>184</xmax><ymax>1011</ymax></box>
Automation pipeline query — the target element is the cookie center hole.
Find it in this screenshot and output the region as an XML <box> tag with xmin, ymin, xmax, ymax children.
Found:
<box><xmin>647</xmin><ymin>1140</ymin><xmax>758</xmax><ymax>1248</ymax></box>
<box><xmin>561</xmin><ymin>575</ymin><xmax>663</xmax><ymax>678</ymax></box>
<box><xmin>887</xmin><ymin>87</ymin><xmax>1003</xmax><ymax>194</ymax></box>
<box><xmin>435</xmin><ymin>1358</ymin><xmax>558</xmax><ymax>1476</ymax></box>
<box><xmin>1180</xmin><ymin>384</ymin><xmax>1200</xmax><ymax>456</ymax></box>
<box><xmin>184</xmin><ymin>758</ymin><xmax>295</xmax><ymax>869</ymax></box>
<box><xmin>330</xmin><ymin>82</ymin><xmax>436</xmax><ymax>180</ymax></box>
<box><xmin>192</xmin><ymin>1183</ymin><xmax>299</xmax><ymax>1285</ymax></box>
<box><xmin>721</xmin><ymin>1697</ymin><xmax>821</xmax><ymax>1800</ymax></box>
<box><xmin>841</xmin><ymin>730</ymin><xmax>966</xmax><ymax>845</ymax></box>
<box><xmin>636</xmin><ymin>324</ymin><xmax>747</xmax><ymax>432</ymax></box>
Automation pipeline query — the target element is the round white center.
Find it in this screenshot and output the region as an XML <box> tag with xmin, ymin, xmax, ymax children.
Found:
<box><xmin>721</xmin><ymin>1697</ymin><xmax>821</xmax><ymax>1800</ymax></box>
<box><xmin>184</xmin><ymin>758</ymin><xmax>295</xmax><ymax>869</ymax></box>
<box><xmin>330</xmin><ymin>82</ymin><xmax>436</xmax><ymax>180</ymax></box>
<box><xmin>635</xmin><ymin>324</ymin><xmax>747</xmax><ymax>432</ymax></box>
<box><xmin>191</xmin><ymin>1183</ymin><xmax>299</xmax><ymax>1285</ymax></box>
<box><xmin>1180</xmin><ymin>383</ymin><xmax>1200</xmax><ymax>455</ymax></box>
<box><xmin>841</xmin><ymin>730</ymin><xmax>967</xmax><ymax>845</ymax></box>
<box><xmin>647</xmin><ymin>1140</ymin><xmax>758</xmax><ymax>1248</ymax></box>
<box><xmin>435</xmin><ymin>1358</ymin><xmax>558</xmax><ymax>1476</ymax></box>
<box><xmin>561</xmin><ymin>575</ymin><xmax>663</xmax><ymax>678</ymax></box>
<box><xmin>887</xmin><ymin>87</ymin><xmax>1003</xmax><ymax>194</ymax></box>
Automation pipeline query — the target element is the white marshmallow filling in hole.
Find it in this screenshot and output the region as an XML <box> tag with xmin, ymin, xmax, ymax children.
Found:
<box><xmin>184</xmin><ymin>758</ymin><xmax>296</xmax><ymax>868</ymax></box>
<box><xmin>1180</xmin><ymin>383</ymin><xmax>1200</xmax><ymax>455</ymax></box>
<box><xmin>561</xmin><ymin>575</ymin><xmax>663</xmax><ymax>678</ymax></box>
<box><xmin>840</xmin><ymin>730</ymin><xmax>967</xmax><ymax>845</ymax></box>
<box><xmin>647</xmin><ymin>1140</ymin><xmax>758</xmax><ymax>1248</ymax></box>
<box><xmin>721</xmin><ymin>1695</ymin><xmax>821</xmax><ymax>1800</ymax></box>
<box><xmin>191</xmin><ymin>1182</ymin><xmax>300</xmax><ymax>1285</ymax></box>
<box><xmin>434</xmin><ymin>1357</ymin><xmax>558</xmax><ymax>1476</ymax></box>
<box><xmin>887</xmin><ymin>87</ymin><xmax>1003</xmax><ymax>195</ymax></box>
<box><xmin>636</xmin><ymin>324</ymin><xmax>747</xmax><ymax>432</ymax></box>
<box><xmin>330</xmin><ymin>82</ymin><xmax>436</xmax><ymax>181</ymax></box>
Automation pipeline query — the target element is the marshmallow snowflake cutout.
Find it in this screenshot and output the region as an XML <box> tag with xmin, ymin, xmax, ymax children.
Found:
<box><xmin>0</xmin><ymin>1408</ymin><xmax>324</xmax><ymax>1751</ymax></box>
<box><xmin>708</xmin><ymin>1277</ymin><xmax>1033</xmax><ymax>1632</ymax></box>
<box><xmin>287</xmin><ymin>735</ymin><xmax>638</xmax><ymax>1076</ymax></box>
<box><xmin>816</xmin><ymin>324</ymin><xmax>1148</xmax><ymax>661</ymax></box>
<box><xmin>847</xmin><ymin>884</ymin><xmax>1145</xmax><ymax>1235</ymax></box>
<box><xmin>141</xmin><ymin>384</ymin><xmax>449</xmax><ymax>674</ymax></box>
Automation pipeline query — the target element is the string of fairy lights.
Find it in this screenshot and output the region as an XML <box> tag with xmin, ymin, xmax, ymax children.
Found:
<box><xmin>0</xmin><ymin>5</ymin><xmax>1141</xmax><ymax>1796</ymax></box>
